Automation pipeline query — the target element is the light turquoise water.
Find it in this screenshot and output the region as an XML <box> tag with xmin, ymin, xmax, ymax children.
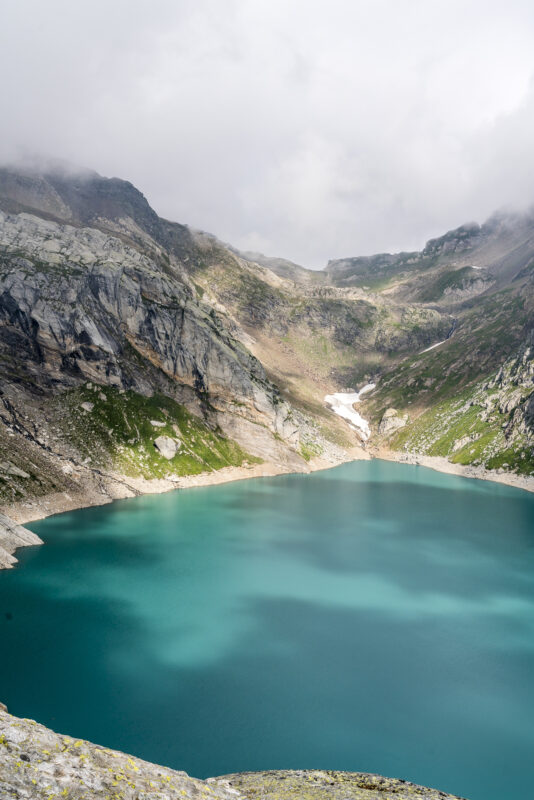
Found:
<box><xmin>1</xmin><ymin>460</ymin><xmax>533</xmax><ymax>800</ymax></box>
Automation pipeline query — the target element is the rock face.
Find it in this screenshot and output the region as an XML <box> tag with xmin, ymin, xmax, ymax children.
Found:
<box><xmin>0</xmin><ymin>709</ymin><xmax>466</xmax><ymax>800</ymax></box>
<box><xmin>491</xmin><ymin>328</ymin><xmax>534</xmax><ymax>448</ymax></box>
<box><xmin>0</xmin><ymin>209</ymin><xmax>267</xmax><ymax>404</ymax></box>
<box><xmin>0</xmin><ymin>175</ymin><xmax>314</xmax><ymax>493</ymax></box>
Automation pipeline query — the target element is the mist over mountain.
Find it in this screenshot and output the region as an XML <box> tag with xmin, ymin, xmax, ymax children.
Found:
<box><xmin>3</xmin><ymin>1</ymin><xmax>534</xmax><ymax>265</ymax></box>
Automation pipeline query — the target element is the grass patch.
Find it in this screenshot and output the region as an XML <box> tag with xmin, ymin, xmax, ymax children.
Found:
<box><xmin>55</xmin><ymin>386</ymin><xmax>259</xmax><ymax>479</ymax></box>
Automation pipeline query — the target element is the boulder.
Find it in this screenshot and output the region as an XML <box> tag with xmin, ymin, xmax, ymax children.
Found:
<box><xmin>153</xmin><ymin>435</ymin><xmax>181</xmax><ymax>459</ymax></box>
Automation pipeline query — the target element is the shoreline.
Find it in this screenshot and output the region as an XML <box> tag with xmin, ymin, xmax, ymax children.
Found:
<box><xmin>0</xmin><ymin>447</ymin><xmax>369</xmax><ymax>567</ymax></box>
<box><xmin>1</xmin><ymin>444</ymin><xmax>532</xmax><ymax>569</ymax></box>
<box><xmin>374</xmin><ymin>448</ymin><xmax>534</xmax><ymax>493</ymax></box>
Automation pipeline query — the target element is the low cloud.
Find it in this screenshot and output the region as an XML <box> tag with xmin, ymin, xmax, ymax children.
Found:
<box><xmin>2</xmin><ymin>0</ymin><xmax>534</xmax><ymax>267</ymax></box>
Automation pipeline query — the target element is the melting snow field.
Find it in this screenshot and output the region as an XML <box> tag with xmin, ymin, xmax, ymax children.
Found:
<box><xmin>324</xmin><ymin>383</ymin><xmax>375</xmax><ymax>440</ymax></box>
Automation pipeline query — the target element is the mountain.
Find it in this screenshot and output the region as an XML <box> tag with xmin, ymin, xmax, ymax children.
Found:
<box><xmin>227</xmin><ymin>245</ymin><xmax>325</xmax><ymax>285</ymax></box>
<box><xmin>182</xmin><ymin>209</ymin><xmax>533</xmax><ymax>478</ymax></box>
<box><xmin>0</xmin><ymin>163</ymin><xmax>532</xmax><ymax>550</ymax></box>
<box><xmin>326</xmin><ymin>211</ymin><xmax>534</xmax><ymax>297</ymax></box>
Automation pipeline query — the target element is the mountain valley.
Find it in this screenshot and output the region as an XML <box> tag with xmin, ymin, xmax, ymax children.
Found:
<box><xmin>0</xmin><ymin>164</ymin><xmax>532</xmax><ymax>566</ymax></box>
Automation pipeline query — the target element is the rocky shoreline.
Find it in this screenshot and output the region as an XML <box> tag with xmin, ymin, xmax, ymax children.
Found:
<box><xmin>0</xmin><ymin>447</ymin><xmax>369</xmax><ymax>567</ymax></box>
<box><xmin>1</xmin><ymin>443</ymin><xmax>532</xmax><ymax>570</ymax></box>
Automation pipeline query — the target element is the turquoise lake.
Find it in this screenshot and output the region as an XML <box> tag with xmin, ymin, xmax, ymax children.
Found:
<box><xmin>1</xmin><ymin>460</ymin><xmax>533</xmax><ymax>800</ymax></box>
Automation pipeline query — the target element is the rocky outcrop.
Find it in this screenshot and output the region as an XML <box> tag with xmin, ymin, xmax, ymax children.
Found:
<box><xmin>0</xmin><ymin>708</ymin><xmax>236</xmax><ymax>800</ymax></box>
<box><xmin>0</xmin><ymin>513</ymin><xmax>42</xmax><ymax>568</ymax></box>
<box><xmin>378</xmin><ymin>408</ymin><xmax>408</xmax><ymax>436</ymax></box>
<box><xmin>218</xmin><ymin>770</ymin><xmax>466</xmax><ymax>799</ymax></box>
<box><xmin>490</xmin><ymin>329</ymin><xmax>534</xmax><ymax>448</ymax></box>
<box><xmin>0</xmin><ymin>709</ymin><xmax>466</xmax><ymax>800</ymax></box>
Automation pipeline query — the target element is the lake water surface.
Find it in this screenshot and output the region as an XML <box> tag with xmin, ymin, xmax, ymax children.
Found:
<box><xmin>1</xmin><ymin>460</ymin><xmax>533</xmax><ymax>800</ymax></box>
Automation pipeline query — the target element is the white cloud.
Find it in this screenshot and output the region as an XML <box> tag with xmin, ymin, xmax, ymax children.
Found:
<box><xmin>1</xmin><ymin>0</ymin><xmax>534</xmax><ymax>266</ymax></box>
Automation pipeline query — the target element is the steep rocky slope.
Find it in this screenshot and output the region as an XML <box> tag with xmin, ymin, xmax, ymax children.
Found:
<box><xmin>0</xmin><ymin>708</ymin><xmax>466</xmax><ymax>799</ymax></box>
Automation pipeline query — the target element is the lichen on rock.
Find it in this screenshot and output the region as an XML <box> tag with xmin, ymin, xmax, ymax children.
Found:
<box><xmin>0</xmin><ymin>709</ymin><xmax>467</xmax><ymax>800</ymax></box>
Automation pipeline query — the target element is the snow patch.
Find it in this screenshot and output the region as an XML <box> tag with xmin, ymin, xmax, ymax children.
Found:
<box><xmin>324</xmin><ymin>383</ymin><xmax>375</xmax><ymax>441</ymax></box>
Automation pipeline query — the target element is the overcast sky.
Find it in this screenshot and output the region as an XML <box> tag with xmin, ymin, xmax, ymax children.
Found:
<box><xmin>2</xmin><ymin>1</ymin><xmax>534</xmax><ymax>267</ymax></box>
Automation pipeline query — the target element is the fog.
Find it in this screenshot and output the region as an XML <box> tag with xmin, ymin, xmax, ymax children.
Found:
<box><xmin>2</xmin><ymin>0</ymin><xmax>534</xmax><ymax>267</ymax></box>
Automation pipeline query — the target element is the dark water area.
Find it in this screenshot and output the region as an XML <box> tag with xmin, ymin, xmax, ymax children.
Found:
<box><xmin>1</xmin><ymin>460</ymin><xmax>533</xmax><ymax>800</ymax></box>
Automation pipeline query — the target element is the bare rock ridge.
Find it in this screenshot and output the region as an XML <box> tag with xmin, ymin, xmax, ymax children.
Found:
<box><xmin>325</xmin><ymin>210</ymin><xmax>534</xmax><ymax>297</ymax></box>
<box><xmin>0</xmin><ymin>709</ymin><xmax>466</xmax><ymax>799</ymax></box>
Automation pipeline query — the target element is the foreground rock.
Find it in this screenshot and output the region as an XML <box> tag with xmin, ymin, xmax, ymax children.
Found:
<box><xmin>0</xmin><ymin>513</ymin><xmax>42</xmax><ymax>569</ymax></box>
<box><xmin>0</xmin><ymin>709</ymin><xmax>466</xmax><ymax>799</ymax></box>
<box><xmin>215</xmin><ymin>770</ymin><xmax>467</xmax><ymax>799</ymax></box>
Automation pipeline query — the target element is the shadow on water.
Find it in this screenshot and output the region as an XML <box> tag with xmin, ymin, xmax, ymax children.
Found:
<box><xmin>1</xmin><ymin>460</ymin><xmax>533</xmax><ymax>800</ymax></box>
<box><xmin>1</xmin><ymin>582</ymin><xmax>533</xmax><ymax>800</ymax></box>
